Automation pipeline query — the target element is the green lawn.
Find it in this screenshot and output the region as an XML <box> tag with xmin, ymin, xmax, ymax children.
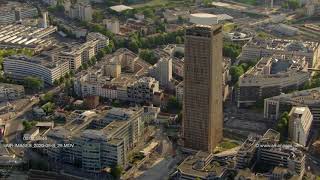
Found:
<box><xmin>223</xmin><ymin>23</ymin><xmax>236</xmax><ymax>32</ymax></box>
<box><xmin>131</xmin><ymin>0</ymin><xmax>193</xmax><ymax>8</ymax></box>
<box><xmin>214</xmin><ymin>139</ymin><xmax>240</xmax><ymax>153</ymax></box>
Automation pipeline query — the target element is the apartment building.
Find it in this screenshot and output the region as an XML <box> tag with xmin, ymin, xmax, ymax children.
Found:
<box><xmin>69</xmin><ymin>3</ymin><xmax>92</xmax><ymax>22</ymax></box>
<box><xmin>86</xmin><ymin>32</ymin><xmax>110</xmax><ymax>53</ymax></box>
<box><xmin>0</xmin><ymin>2</ymin><xmax>38</xmax><ymax>24</ymax></box>
<box><xmin>3</xmin><ymin>55</ymin><xmax>69</xmax><ymax>85</ymax></box>
<box><xmin>127</xmin><ymin>77</ymin><xmax>160</xmax><ymax>103</ymax></box>
<box><xmin>148</xmin><ymin>57</ymin><xmax>173</xmax><ymax>87</ymax></box>
<box><xmin>74</xmin><ymin>48</ymin><xmax>153</xmax><ymax>102</ymax></box>
<box><xmin>176</xmin><ymin>81</ymin><xmax>183</xmax><ymax>104</ymax></box>
<box><xmin>289</xmin><ymin>106</ymin><xmax>313</xmax><ymax>146</ymax></box>
<box><xmin>238</xmin><ymin>55</ymin><xmax>310</xmax><ymax>107</ymax></box>
<box><xmin>264</xmin><ymin>87</ymin><xmax>320</xmax><ymax>127</ymax></box>
<box><xmin>53</xmin><ymin>41</ymin><xmax>97</xmax><ymax>71</ymax></box>
<box><xmin>0</xmin><ymin>83</ymin><xmax>25</xmax><ymax>101</ymax></box>
<box><xmin>240</xmin><ymin>38</ymin><xmax>320</xmax><ymax>68</ymax></box>
<box><xmin>103</xmin><ymin>19</ymin><xmax>120</xmax><ymax>34</ymax></box>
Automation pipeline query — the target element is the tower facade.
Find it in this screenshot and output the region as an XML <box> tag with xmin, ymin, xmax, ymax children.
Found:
<box><xmin>183</xmin><ymin>25</ymin><xmax>223</xmax><ymax>153</ymax></box>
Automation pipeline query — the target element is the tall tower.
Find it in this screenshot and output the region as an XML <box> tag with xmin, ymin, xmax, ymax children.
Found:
<box><xmin>183</xmin><ymin>24</ymin><xmax>223</xmax><ymax>153</ymax></box>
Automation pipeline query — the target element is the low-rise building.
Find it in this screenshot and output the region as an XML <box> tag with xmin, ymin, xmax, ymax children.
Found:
<box><xmin>288</xmin><ymin>106</ymin><xmax>313</xmax><ymax>146</ymax></box>
<box><xmin>0</xmin><ymin>24</ymin><xmax>57</xmax><ymax>53</ymax></box>
<box><xmin>23</xmin><ymin>127</ymin><xmax>39</xmax><ymax>141</ymax></box>
<box><xmin>0</xmin><ymin>83</ymin><xmax>25</xmax><ymax>101</ymax></box>
<box><xmin>272</xmin><ymin>24</ymin><xmax>299</xmax><ymax>36</ymax></box>
<box><xmin>238</xmin><ymin>55</ymin><xmax>310</xmax><ymax>107</ymax></box>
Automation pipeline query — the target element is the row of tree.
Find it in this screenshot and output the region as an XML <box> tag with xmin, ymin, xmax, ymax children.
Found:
<box><xmin>229</xmin><ymin>60</ymin><xmax>258</xmax><ymax>85</ymax></box>
<box><xmin>116</xmin><ymin>30</ymin><xmax>184</xmax><ymax>53</ymax></box>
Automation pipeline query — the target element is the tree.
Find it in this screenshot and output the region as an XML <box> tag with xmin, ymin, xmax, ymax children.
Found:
<box><xmin>53</xmin><ymin>79</ymin><xmax>60</xmax><ymax>86</ymax></box>
<box><xmin>223</xmin><ymin>42</ymin><xmax>241</xmax><ymax>60</ymax></box>
<box><xmin>42</xmin><ymin>102</ymin><xmax>55</xmax><ymax>114</ymax></box>
<box><xmin>166</xmin><ymin>96</ymin><xmax>182</xmax><ymax>113</ymax></box>
<box><xmin>276</xmin><ymin>112</ymin><xmax>289</xmax><ymax>142</ymax></box>
<box><xmin>112</xmin><ymin>100</ymin><xmax>121</xmax><ymax>107</ymax></box>
<box><xmin>142</xmin><ymin>9</ymin><xmax>154</xmax><ymax>19</ymax></box>
<box><xmin>110</xmin><ymin>165</ymin><xmax>123</xmax><ymax>180</ymax></box>
<box><xmin>175</xmin><ymin>36</ymin><xmax>183</xmax><ymax>44</ymax></box>
<box><xmin>139</xmin><ymin>49</ymin><xmax>158</xmax><ymax>65</ymax></box>
<box><xmin>203</xmin><ymin>0</ymin><xmax>213</xmax><ymax>7</ymax></box>
<box><xmin>288</xmin><ymin>0</ymin><xmax>300</xmax><ymax>10</ymax></box>
<box><xmin>42</xmin><ymin>92</ymin><xmax>54</xmax><ymax>103</ymax></box>
<box><xmin>24</xmin><ymin>76</ymin><xmax>44</xmax><ymax>91</ymax></box>
<box><xmin>92</xmin><ymin>11</ymin><xmax>104</xmax><ymax>23</ymax></box>
<box><xmin>128</xmin><ymin>40</ymin><xmax>139</xmax><ymax>53</ymax></box>
<box><xmin>229</xmin><ymin>66</ymin><xmax>244</xmax><ymax>84</ymax></box>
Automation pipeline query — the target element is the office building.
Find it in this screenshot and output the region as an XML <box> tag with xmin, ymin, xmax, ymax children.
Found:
<box><xmin>183</xmin><ymin>24</ymin><xmax>223</xmax><ymax>152</ymax></box>
<box><xmin>238</xmin><ymin>55</ymin><xmax>310</xmax><ymax>107</ymax></box>
<box><xmin>3</xmin><ymin>55</ymin><xmax>69</xmax><ymax>85</ymax></box>
<box><xmin>289</xmin><ymin>107</ymin><xmax>313</xmax><ymax>146</ymax></box>
<box><xmin>264</xmin><ymin>87</ymin><xmax>320</xmax><ymax>127</ymax></box>
<box><xmin>240</xmin><ymin>38</ymin><xmax>320</xmax><ymax>68</ymax></box>
<box><xmin>148</xmin><ymin>57</ymin><xmax>173</xmax><ymax>87</ymax></box>
<box><xmin>0</xmin><ymin>83</ymin><xmax>25</xmax><ymax>101</ymax></box>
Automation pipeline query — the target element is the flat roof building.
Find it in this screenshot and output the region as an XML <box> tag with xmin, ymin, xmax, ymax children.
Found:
<box><xmin>240</xmin><ymin>38</ymin><xmax>320</xmax><ymax>68</ymax></box>
<box><xmin>264</xmin><ymin>87</ymin><xmax>320</xmax><ymax>127</ymax></box>
<box><xmin>3</xmin><ymin>54</ymin><xmax>70</xmax><ymax>85</ymax></box>
<box><xmin>289</xmin><ymin>107</ymin><xmax>313</xmax><ymax>146</ymax></box>
<box><xmin>238</xmin><ymin>55</ymin><xmax>310</xmax><ymax>107</ymax></box>
<box><xmin>183</xmin><ymin>25</ymin><xmax>223</xmax><ymax>153</ymax></box>
<box><xmin>0</xmin><ymin>83</ymin><xmax>25</xmax><ymax>102</ymax></box>
<box><xmin>0</xmin><ymin>24</ymin><xmax>57</xmax><ymax>53</ymax></box>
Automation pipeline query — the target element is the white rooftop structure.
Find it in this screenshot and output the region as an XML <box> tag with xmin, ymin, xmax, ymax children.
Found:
<box><xmin>294</xmin><ymin>107</ymin><xmax>307</xmax><ymax>115</ymax></box>
<box><xmin>110</xmin><ymin>5</ymin><xmax>133</xmax><ymax>12</ymax></box>
<box><xmin>189</xmin><ymin>13</ymin><xmax>218</xmax><ymax>25</ymax></box>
